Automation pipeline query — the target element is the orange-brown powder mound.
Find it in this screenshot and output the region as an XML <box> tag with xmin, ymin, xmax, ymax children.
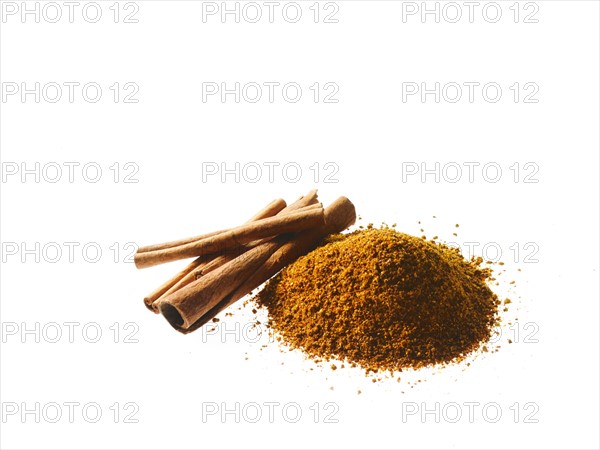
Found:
<box><xmin>256</xmin><ymin>227</ymin><xmax>501</xmax><ymax>372</ymax></box>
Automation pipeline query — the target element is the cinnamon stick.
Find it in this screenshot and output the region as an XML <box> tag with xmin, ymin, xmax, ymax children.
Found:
<box><xmin>142</xmin><ymin>257</ymin><xmax>206</xmax><ymax>312</ymax></box>
<box><xmin>190</xmin><ymin>203</ymin><xmax>322</xmax><ymax>279</ymax></box>
<box><xmin>151</xmin><ymin>201</ymin><xmax>323</xmax><ymax>310</ymax></box>
<box><xmin>137</xmin><ymin>198</ymin><xmax>287</xmax><ymax>253</ymax></box>
<box><xmin>142</xmin><ymin>198</ymin><xmax>286</xmax><ymax>311</ymax></box>
<box><xmin>158</xmin><ymin>238</ymin><xmax>285</xmax><ymax>329</ymax></box>
<box><xmin>285</xmin><ymin>189</ymin><xmax>318</xmax><ymax>212</ymax></box>
<box><xmin>158</xmin><ymin>197</ymin><xmax>356</xmax><ymax>332</ymax></box>
<box><xmin>134</xmin><ymin>206</ymin><xmax>325</xmax><ymax>269</ymax></box>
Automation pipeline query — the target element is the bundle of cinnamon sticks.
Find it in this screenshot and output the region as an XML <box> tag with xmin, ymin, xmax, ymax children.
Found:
<box><xmin>135</xmin><ymin>190</ymin><xmax>356</xmax><ymax>333</ymax></box>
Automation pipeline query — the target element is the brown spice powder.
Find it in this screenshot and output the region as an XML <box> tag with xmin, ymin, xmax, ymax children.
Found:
<box><xmin>256</xmin><ymin>226</ymin><xmax>501</xmax><ymax>373</ymax></box>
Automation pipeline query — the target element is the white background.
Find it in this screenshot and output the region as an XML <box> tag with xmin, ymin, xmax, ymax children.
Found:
<box><xmin>1</xmin><ymin>1</ymin><xmax>599</xmax><ymax>449</ymax></box>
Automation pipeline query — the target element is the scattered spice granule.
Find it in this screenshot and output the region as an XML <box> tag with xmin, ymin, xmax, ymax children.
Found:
<box><xmin>256</xmin><ymin>227</ymin><xmax>501</xmax><ymax>373</ymax></box>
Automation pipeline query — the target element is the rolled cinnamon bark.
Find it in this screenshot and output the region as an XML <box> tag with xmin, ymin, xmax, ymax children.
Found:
<box><xmin>158</xmin><ymin>238</ymin><xmax>285</xmax><ymax>329</ymax></box>
<box><xmin>137</xmin><ymin>198</ymin><xmax>287</xmax><ymax>254</ymax></box>
<box><xmin>151</xmin><ymin>203</ymin><xmax>322</xmax><ymax>305</ymax></box>
<box><xmin>158</xmin><ymin>196</ymin><xmax>356</xmax><ymax>333</ymax></box>
<box><xmin>141</xmin><ymin>198</ymin><xmax>287</xmax><ymax>311</ymax></box>
<box><xmin>138</xmin><ymin>191</ymin><xmax>317</xmax><ymax>256</ymax></box>
<box><xmin>142</xmin><ymin>257</ymin><xmax>207</xmax><ymax>312</ymax></box>
<box><xmin>190</xmin><ymin>203</ymin><xmax>322</xmax><ymax>279</ymax></box>
<box><xmin>142</xmin><ymin>191</ymin><xmax>321</xmax><ymax>311</ymax></box>
<box><xmin>285</xmin><ymin>189</ymin><xmax>318</xmax><ymax>211</ymax></box>
<box><xmin>134</xmin><ymin>206</ymin><xmax>325</xmax><ymax>269</ymax></box>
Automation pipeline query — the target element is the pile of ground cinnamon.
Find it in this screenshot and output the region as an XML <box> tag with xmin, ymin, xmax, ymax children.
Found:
<box><xmin>255</xmin><ymin>226</ymin><xmax>501</xmax><ymax>372</ymax></box>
